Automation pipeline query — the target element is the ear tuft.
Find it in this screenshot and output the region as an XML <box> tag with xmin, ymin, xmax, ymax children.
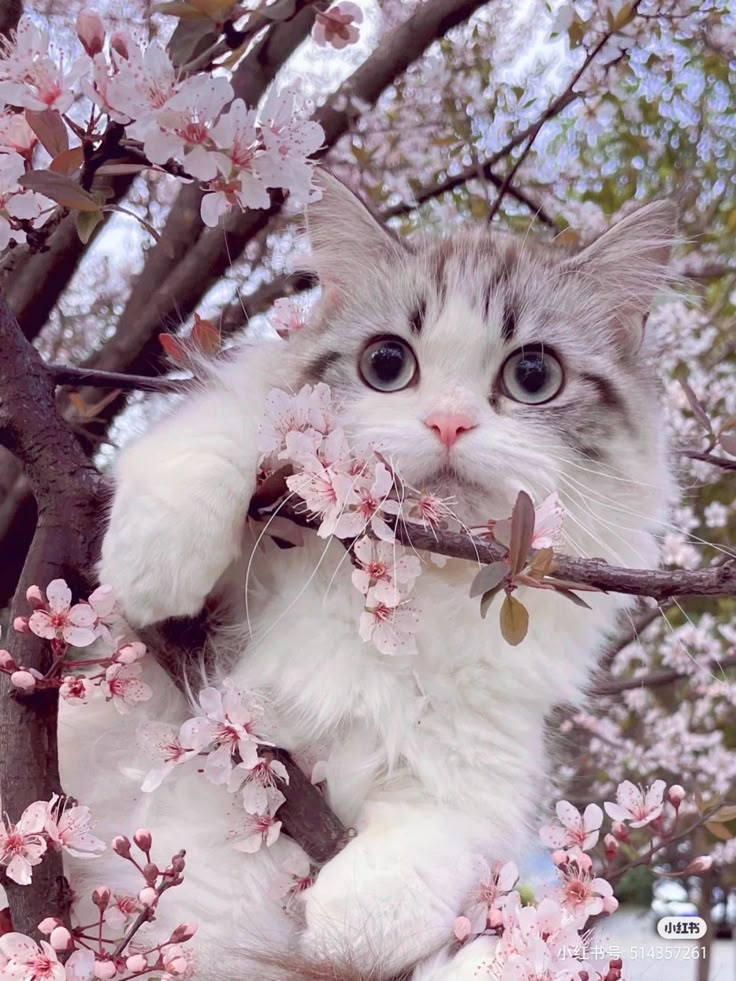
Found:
<box><xmin>302</xmin><ymin>170</ymin><xmax>404</xmax><ymax>296</ymax></box>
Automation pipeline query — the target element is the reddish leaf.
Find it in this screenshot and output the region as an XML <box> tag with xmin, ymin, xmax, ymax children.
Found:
<box><xmin>159</xmin><ymin>333</ymin><xmax>191</xmax><ymax>367</ymax></box>
<box><xmin>25</xmin><ymin>109</ymin><xmax>69</xmax><ymax>157</ymax></box>
<box><xmin>528</xmin><ymin>546</ymin><xmax>555</xmax><ymax>579</ymax></box>
<box><xmin>191</xmin><ymin>314</ymin><xmax>221</xmax><ymax>355</ymax></box>
<box><xmin>554</xmin><ymin>588</ymin><xmax>592</xmax><ymax>610</ymax></box>
<box><xmin>479</xmin><ymin>583</ymin><xmax>504</xmax><ymax>619</ymax></box>
<box><xmin>508</xmin><ymin>491</ymin><xmax>536</xmax><ymax>576</ymax></box>
<box><xmin>711</xmin><ymin>804</ymin><xmax>736</xmax><ymax>823</ymax></box>
<box><xmin>470</xmin><ymin>560</ymin><xmax>508</xmax><ymax>598</ymax></box>
<box><xmin>705</xmin><ymin>821</ymin><xmax>733</xmax><ymax>842</ymax></box>
<box><xmin>76</xmin><ymin>209</ymin><xmax>104</xmax><ymax>244</ymax></box>
<box><xmin>20</xmin><ymin>171</ymin><xmax>101</xmax><ymax>212</ymax></box>
<box><xmin>50</xmin><ymin>146</ymin><xmax>85</xmax><ymax>175</ymax></box>
<box><xmin>499</xmin><ymin>594</ymin><xmax>529</xmax><ymax>646</ymax></box>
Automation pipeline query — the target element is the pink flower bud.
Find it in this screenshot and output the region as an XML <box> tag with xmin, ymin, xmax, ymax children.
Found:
<box><xmin>488</xmin><ymin>907</ymin><xmax>503</xmax><ymax>928</ymax></box>
<box><xmin>551</xmin><ymin>849</ymin><xmax>568</xmax><ymax>867</ymax></box>
<box><xmin>50</xmin><ymin>926</ymin><xmax>72</xmax><ymax>951</ymax></box>
<box><xmin>0</xmin><ymin>649</ymin><xmax>17</xmax><ymax>670</ymax></box>
<box><xmin>125</xmin><ymin>955</ymin><xmax>148</xmax><ymax>972</ymax></box>
<box><xmin>76</xmin><ymin>9</ymin><xmax>105</xmax><ymax>56</ymax></box>
<box><xmin>602</xmin><ymin>895</ymin><xmax>619</xmax><ymax>914</ymax></box>
<box><xmin>668</xmin><ymin>784</ymin><xmax>686</xmax><ymax>808</ymax></box>
<box><xmin>611</xmin><ymin>821</ymin><xmax>630</xmax><ymax>842</ymax></box>
<box><xmin>138</xmin><ymin>887</ymin><xmax>158</xmax><ymax>907</ymax></box>
<box><xmin>38</xmin><ymin>917</ymin><xmax>62</xmax><ymax>934</ymax></box>
<box><xmin>604</xmin><ymin>833</ymin><xmax>619</xmax><ymax>861</ymax></box>
<box><xmin>13</xmin><ymin>616</ymin><xmax>30</xmax><ymax>633</ymax></box>
<box><xmin>684</xmin><ymin>855</ymin><xmax>713</xmax><ymax>874</ymax></box>
<box><xmin>166</xmin><ymin>956</ymin><xmax>189</xmax><ymax>976</ymax></box>
<box><xmin>110</xmin><ymin>30</ymin><xmax>129</xmax><ymax>60</ymax></box>
<box><xmin>576</xmin><ymin>852</ymin><xmax>593</xmax><ymax>872</ymax></box>
<box><xmin>134</xmin><ymin>828</ymin><xmax>153</xmax><ymax>852</ymax></box>
<box><xmin>25</xmin><ymin>585</ymin><xmax>45</xmax><ymax>609</ymax></box>
<box><xmin>11</xmin><ymin>669</ymin><xmax>36</xmax><ymax>690</ymax></box>
<box><xmin>92</xmin><ymin>886</ymin><xmax>111</xmax><ymax>909</ymax></box>
<box><xmin>169</xmin><ymin>922</ymin><xmax>198</xmax><ymax>943</ymax></box>
<box><xmin>170</xmin><ymin>851</ymin><xmax>186</xmax><ymax>875</ymax></box>
<box><xmin>112</xmin><ymin>835</ymin><xmax>131</xmax><ymax>857</ymax></box>
<box><xmin>114</xmin><ymin>641</ymin><xmax>146</xmax><ymax>664</ymax></box>
<box><xmin>453</xmin><ymin>916</ymin><xmax>471</xmax><ymax>942</ymax></box>
<box><xmin>93</xmin><ymin>960</ymin><xmax>117</xmax><ymax>980</ymax></box>
<box><xmin>142</xmin><ymin>861</ymin><xmax>159</xmax><ymax>885</ymax></box>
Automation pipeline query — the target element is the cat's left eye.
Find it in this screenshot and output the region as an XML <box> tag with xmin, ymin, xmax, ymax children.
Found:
<box><xmin>500</xmin><ymin>347</ymin><xmax>564</xmax><ymax>404</ymax></box>
<box><xmin>359</xmin><ymin>336</ymin><xmax>418</xmax><ymax>392</ymax></box>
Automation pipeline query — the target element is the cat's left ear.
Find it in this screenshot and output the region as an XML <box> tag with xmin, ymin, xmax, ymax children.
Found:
<box><xmin>564</xmin><ymin>199</ymin><xmax>678</xmax><ymax>351</ymax></box>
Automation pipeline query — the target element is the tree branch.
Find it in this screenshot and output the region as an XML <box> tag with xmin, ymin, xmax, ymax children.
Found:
<box><xmin>683</xmin><ymin>449</ymin><xmax>736</xmax><ymax>472</ymax></box>
<box><xmin>49</xmin><ymin>365</ymin><xmax>188</xmax><ymax>394</ymax></box>
<box><xmin>591</xmin><ymin>653</ymin><xmax>736</xmax><ymax>697</ymax></box>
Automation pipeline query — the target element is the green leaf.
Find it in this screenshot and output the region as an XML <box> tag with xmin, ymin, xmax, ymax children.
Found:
<box><xmin>554</xmin><ymin>588</ymin><xmax>592</xmax><ymax>610</ymax></box>
<box><xmin>499</xmin><ymin>594</ymin><xmax>529</xmax><ymax>646</ymax></box>
<box><xmin>167</xmin><ymin>19</ymin><xmax>219</xmax><ymax>67</ymax></box>
<box><xmin>710</xmin><ymin>804</ymin><xmax>736</xmax><ymax>823</ymax></box>
<box><xmin>75</xmin><ymin>209</ymin><xmax>104</xmax><ymax>244</ymax></box>
<box><xmin>470</xmin><ymin>561</ymin><xmax>508</xmax><ymax>599</ymax></box>
<box><xmin>508</xmin><ymin>491</ymin><xmax>536</xmax><ymax>576</ymax></box>
<box><xmin>20</xmin><ymin>171</ymin><xmax>101</xmax><ymax>212</ymax></box>
<box><xmin>479</xmin><ymin>584</ymin><xmax>504</xmax><ymax>619</ymax></box>
<box><xmin>705</xmin><ymin>821</ymin><xmax>733</xmax><ymax>842</ymax></box>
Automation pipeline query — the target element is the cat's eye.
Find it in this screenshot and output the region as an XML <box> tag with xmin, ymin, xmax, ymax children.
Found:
<box><xmin>359</xmin><ymin>336</ymin><xmax>418</xmax><ymax>392</ymax></box>
<box><xmin>500</xmin><ymin>347</ymin><xmax>564</xmax><ymax>404</ymax></box>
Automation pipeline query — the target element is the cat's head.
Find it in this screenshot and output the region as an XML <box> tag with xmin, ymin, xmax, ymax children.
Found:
<box><xmin>289</xmin><ymin>171</ymin><xmax>677</xmax><ymax>564</ymax></box>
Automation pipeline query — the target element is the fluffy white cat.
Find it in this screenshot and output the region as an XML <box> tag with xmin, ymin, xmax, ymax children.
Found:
<box><xmin>59</xmin><ymin>172</ymin><xmax>676</xmax><ymax>980</ymax></box>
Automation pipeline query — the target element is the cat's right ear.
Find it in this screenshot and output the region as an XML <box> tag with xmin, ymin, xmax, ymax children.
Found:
<box><xmin>303</xmin><ymin>170</ymin><xmax>403</xmax><ymax>303</ymax></box>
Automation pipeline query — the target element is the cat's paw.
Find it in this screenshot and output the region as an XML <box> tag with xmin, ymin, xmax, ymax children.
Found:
<box><xmin>412</xmin><ymin>938</ymin><xmax>498</xmax><ymax>981</ymax></box>
<box><xmin>100</xmin><ymin>453</ymin><xmax>251</xmax><ymax>627</ymax></box>
<box><xmin>301</xmin><ymin>838</ymin><xmax>462</xmax><ymax>976</ymax></box>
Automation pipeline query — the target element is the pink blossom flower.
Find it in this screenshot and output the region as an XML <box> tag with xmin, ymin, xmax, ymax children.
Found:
<box><xmin>0</xmin><ymin>799</ymin><xmax>48</xmax><ymax>886</ymax></box>
<box><xmin>0</xmin><ymin>933</ymin><xmax>66</xmax><ymax>981</ymax></box>
<box><xmin>0</xmin><ymin>111</ymin><xmax>37</xmax><ymax>157</ymax></box>
<box><xmin>138</xmin><ymin>721</ymin><xmax>200</xmax><ymax>792</ymax></box>
<box><xmin>271</xmin><ymin>296</ymin><xmax>311</xmax><ymax>337</ymax></box>
<box><xmin>359</xmin><ymin>588</ymin><xmax>419</xmax><ymax>656</ymax></box>
<box><xmin>463</xmin><ymin>859</ymin><xmax>519</xmax><ymax>934</ymax></box>
<box><xmin>287</xmin><ymin>463</ymin><xmax>358</xmax><ymax>538</ymax></box>
<box><xmin>0</xmin><ymin>152</ymin><xmax>51</xmax><ymax>251</ymax></box>
<box><xmin>333</xmin><ymin>463</ymin><xmax>401</xmax><ymax>541</ymax></box>
<box><xmin>102</xmin><ymin>662</ymin><xmax>153</xmax><ymax>713</ymax></box>
<box><xmin>28</xmin><ymin>579</ymin><xmax>97</xmax><ymax>647</ymax></box>
<box><xmin>104</xmin><ymin>40</ymin><xmax>178</xmax><ymax>124</ymax></box>
<box><xmin>258</xmin><ymin>384</ymin><xmax>334</xmax><ymax>456</ymax></box>
<box><xmin>539</xmin><ymin>801</ymin><xmax>603</xmax><ymax>852</ymax></box>
<box><xmin>200</xmin><ymin>99</ymin><xmax>270</xmax><ymax>225</ymax></box>
<box><xmin>270</xmin><ymin>848</ymin><xmax>313</xmax><ymax>907</ymax></box>
<box><xmin>604</xmin><ymin>779</ymin><xmax>666</xmax><ymax>828</ymax></box>
<box><xmin>351</xmin><ymin>536</ymin><xmax>421</xmax><ymax>604</ymax></box>
<box><xmin>160</xmin><ymin>944</ymin><xmax>195</xmax><ymax>981</ymax></box>
<box><xmin>103</xmin><ymin>895</ymin><xmax>142</xmax><ymax>932</ymax></box>
<box><xmin>312</xmin><ymin>3</ymin><xmax>363</xmax><ymax>50</ymax></box>
<box><xmin>229</xmin><ymin>756</ymin><xmax>289</xmax><ymax>814</ymax></box>
<box><xmin>65</xmin><ymin>948</ymin><xmax>95</xmax><ymax>981</ymax></box>
<box><xmin>228</xmin><ymin>789</ymin><xmax>284</xmax><ymax>854</ymax></box>
<box><xmin>495</xmin><ymin>897</ymin><xmax>583</xmax><ymax>975</ymax></box>
<box><xmin>180</xmin><ymin>686</ymin><xmax>266</xmax><ymax>785</ymax></box>
<box><xmin>45</xmin><ymin>794</ymin><xmax>105</xmax><ymax>859</ymax></box>
<box><xmin>0</xmin><ymin>17</ymin><xmax>86</xmax><ymax>114</ymax></box>
<box><xmin>259</xmin><ymin>87</ymin><xmax>323</xmax><ymax>200</ymax></box>
<box><xmin>404</xmin><ymin>491</ymin><xmax>455</xmax><ymax>530</ymax></box>
<box><xmin>549</xmin><ymin>856</ymin><xmax>617</xmax><ymax>927</ymax></box>
<box><xmin>59</xmin><ymin>675</ymin><xmax>92</xmax><ymax>705</ymax></box>
<box><xmin>532</xmin><ymin>492</ymin><xmax>564</xmax><ymax>549</ymax></box>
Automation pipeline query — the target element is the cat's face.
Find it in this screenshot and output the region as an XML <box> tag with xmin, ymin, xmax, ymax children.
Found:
<box><xmin>290</xmin><ymin>173</ymin><xmax>677</xmax><ymax>559</ymax></box>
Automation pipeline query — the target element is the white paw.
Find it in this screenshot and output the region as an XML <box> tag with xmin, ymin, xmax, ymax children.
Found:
<box><xmin>100</xmin><ymin>458</ymin><xmax>252</xmax><ymax>626</ymax></box>
<box><xmin>301</xmin><ymin>844</ymin><xmax>459</xmax><ymax>976</ymax></box>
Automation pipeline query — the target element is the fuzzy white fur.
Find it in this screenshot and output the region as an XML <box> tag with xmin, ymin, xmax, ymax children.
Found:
<box><xmin>59</xmin><ymin>174</ymin><xmax>677</xmax><ymax>980</ymax></box>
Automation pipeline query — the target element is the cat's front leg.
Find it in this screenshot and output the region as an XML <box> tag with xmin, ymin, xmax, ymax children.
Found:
<box><xmin>301</xmin><ymin>800</ymin><xmax>485</xmax><ymax>976</ymax></box>
<box><xmin>100</xmin><ymin>349</ymin><xmax>276</xmax><ymax>626</ymax></box>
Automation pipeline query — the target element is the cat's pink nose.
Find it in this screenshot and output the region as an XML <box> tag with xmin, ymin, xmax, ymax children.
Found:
<box><xmin>425</xmin><ymin>411</ymin><xmax>477</xmax><ymax>448</ymax></box>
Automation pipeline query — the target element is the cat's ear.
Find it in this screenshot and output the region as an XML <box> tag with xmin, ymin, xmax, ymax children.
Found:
<box><xmin>565</xmin><ymin>199</ymin><xmax>678</xmax><ymax>350</ymax></box>
<box><xmin>303</xmin><ymin>170</ymin><xmax>403</xmax><ymax>302</ymax></box>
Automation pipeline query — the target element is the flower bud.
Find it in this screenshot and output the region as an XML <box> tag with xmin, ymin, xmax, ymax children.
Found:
<box><xmin>138</xmin><ymin>887</ymin><xmax>158</xmax><ymax>907</ymax></box>
<box><xmin>169</xmin><ymin>922</ymin><xmax>198</xmax><ymax>943</ymax></box>
<box><xmin>604</xmin><ymin>833</ymin><xmax>619</xmax><ymax>861</ymax></box>
<box><xmin>166</xmin><ymin>956</ymin><xmax>189</xmax><ymax>976</ymax></box>
<box><xmin>92</xmin><ymin>885</ymin><xmax>111</xmax><ymax>909</ymax></box>
<box><xmin>11</xmin><ymin>669</ymin><xmax>36</xmax><ymax>690</ymax></box>
<box><xmin>684</xmin><ymin>855</ymin><xmax>713</xmax><ymax>874</ymax></box>
<box><xmin>0</xmin><ymin>649</ymin><xmax>17</xmax><ymax>670</ymax></box>
<box><xmin>602</xmin><ymin>895</ymin><xmax>619</xmax><ymax>914</ymax></box>
<box><xmin>112</xmin><ymin>835</ymin><xmax>131</xmax><ymax>857</ymax></box>
<box><xmin>13</xmin><ymin>616</ymin><xmax>30</xmax><ymax>633</ymax></box>
<box><xmin>38</xmin><ymin>917</ymin><xmax>62</xmax><ymax>934</ymax></box>
<box><xmin>50</xmin><ymin>926</ymin><xmax>72</xmax><ymax>951</ymax></box>
<box><xmin>668</xmin><ymin>784</ymin><xmax>686</xmax><ymax>809</ymax></box>
<box><xmin>611</xmin><ymin>821</ymin><xmax>630</xmax><ymax>842</ymax></box>
<box><xmin>134</xmin><ymin>828</ymin><xmax>153</xmax><ymax>852</ymax></box>
<box><xmin>93</xmin><ymin>959</ymin><xmax>117</xmax><ymax>979</ymax></box>
<box><xmin>551</xmin><ymin>849</ymin><xmax>568</xmax><ymax>867</ymax></box>
<box><xmin>125</xmin><ymin>955</ymin><xmax>147</xmax><ymax>972</ymax></box>
<box><xmin>170</xmin><ymin>851</ymin><xmax>186</xmax><ymax>875</ymax></box>
<box><xmin>142</xmin><ymin>861</ymin><xmax>159</xmax><ymax>885</ymax></box>
<box><xmin>109</xmin><ymin>30</ymin><xmax>129</xmax><ymax>60</ymax></box>
<box><xmin>76</xmin><ymin>9</ymin><xmax>105</xmax><ymax>57</ymax></box>
<box><xmin>25</xmin><ymin>585</ymin><xmax>45</xmax><ymax>609</ymax></box>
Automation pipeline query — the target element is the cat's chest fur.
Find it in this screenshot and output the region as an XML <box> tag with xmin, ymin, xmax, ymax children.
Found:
<box><xmin>221</xmin><ymin>529</ymin><xmax>623</xmax><ymax>840</ymax></box>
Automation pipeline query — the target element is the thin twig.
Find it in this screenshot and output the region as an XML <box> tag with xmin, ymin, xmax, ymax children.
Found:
<box><xmin>49</xmin><ymin>365</ymin><xmax>189</xmax><ymax>393</ymax></box>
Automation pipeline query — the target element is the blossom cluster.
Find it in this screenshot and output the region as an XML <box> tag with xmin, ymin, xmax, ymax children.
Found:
<box><xmin>1</xmin><ymin>580</ymin><xmax>152</xmax><ymax>711</ymax></box>
<box><xmin>256</xmin><ymin>381</ymin><xmax>565</xmax><ymax>656</ymax></box>
<box><xmin>0</xmin><ymin>827</ymin><xmax>196</xmax><ymax>981</ymax></box>
<box><xmin>451</xmin><ymin>781</ymin><xmax>714</xmax><ymax>979</ymax></box>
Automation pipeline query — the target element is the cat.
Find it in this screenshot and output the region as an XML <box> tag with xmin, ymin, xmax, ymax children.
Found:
<box><xmin>59</xmin><ymin>171</ymin><xmax>677</xmax><ymax>980</ymax></box>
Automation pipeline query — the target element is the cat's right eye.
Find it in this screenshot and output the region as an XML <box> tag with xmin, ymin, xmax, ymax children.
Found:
<box><xmin>359</xmin><ymin>336</ymin><xmax>418</xmax><ymax>392</ymax></box>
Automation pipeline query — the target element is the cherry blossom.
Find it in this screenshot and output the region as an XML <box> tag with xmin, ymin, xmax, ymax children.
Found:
<box><xmin>180</xmin><ymin>686</ymin><xmax>266</xmax><ymax>784</ymax></box>
<box><xmin>0</xmin><ymin>110</ymin><xmax>37</xmax><ymax>157</ymax></box>
<box><xmin>102</xmin><ymin>894</ymin><xmax>142</xmax><ymax>932</ymax></box>
<box><xmin>549</xmin><ymin>855</ymin><xmax>618</xmax><ymax>927</ymax></box>
<box><xmin>258</xmin><ymin>383</ymin><xmax>334</xmax><ymax>457</ymax></box>
<box><xmin>271</xmin><ymin>848</ymin><xmax>313</xmax><ymax>907</ymax></box>
<box><xmin>271</xmin><ymin>296</ymin><xmax>312</xmax><ymax>337</ymax></box>
<box><xmin>0</xmin><ymin>152</ymin><xmax>51</xmax><ymax>251</ymax></box>
<box><xmin>229</xmin><ymin>756</ymin><xmax>289</xmax><ymax>814</ymax></box>
<box><xmin>0</xmin><ymin>799</ymin><xmax>47</xmax><ymax>885</ymax></box>
<box><xmin>604</xmin><ymin>779</ymin><xmax>666</xmax><ymax>828</ymax></box>
<box><xmin>312</xmin><ymin>3</ymin><xmax>364</xmax><ymax>50</ymax></box>
<box><xmin>351</xmin><ymin>536</ymin><xmax>421</xmax><ymax>603</ymax></box>
<box><xmin>102</xmin><ymin>40</ymin><xmax>178</xmax><ymax>125</ymax></box>
<box><xmin>0</xmin><ymin>17</ymin><xmax>86</xmax><ymax>114</ymax></box>
<box><xmin>359</xmin><ymin>588</ymin><xmax>419</xmax><ymax>656</ymax></box>
<box><xmin>461</xmin><ymin>859</ymin><xmax>519</xmax><ymax>934</ymax></box>
<box><xmin>228</xmin><ymin>789</ymin><xmax>285</xmax><ymax>853</ymax></box>
<box><xmin>102</xmin><ymin>662</ymin><xmax>153</xmax><ymax>713</ymax></box>
<box><xmin>44</xmin><ymin>795</ymin><xmax>105</xmax><ymax>859</ymax></box>
<box><xmin>137</xmin><ymin>722</ymin><xmax>200</xmax><ymax>792</ymax></box>
<box><xmin>0</xmin><ymin>933</ymin><xmax>66</xmax><ymax>981</ymax></box>
<box><xmin>333</xmin><ymin>463</ymin><xmax>401</xmax><ymax>541</ymax></box>
<box><xmin>539</xmin><ymin>801</ymin><xmax>603</xmax><ymax>852</ymax></box>
<box><xmin>59</xmin><ymin>676</ymin><xmax>92</xmax><ymax>705</ymax></box>
<box><xmin>532</xmin><ymin>492</ymin><xmax>565</xmax><ymax>549</ymax></box>
<box><xmin>28</xmin><ymin>579</ymin><xmax>97</xmax><ymax>648</ymax></box>
<box><xmin>259</xmin><ymin>87</ymin><xmax>324</xmax><ymax>201</ymax></box>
